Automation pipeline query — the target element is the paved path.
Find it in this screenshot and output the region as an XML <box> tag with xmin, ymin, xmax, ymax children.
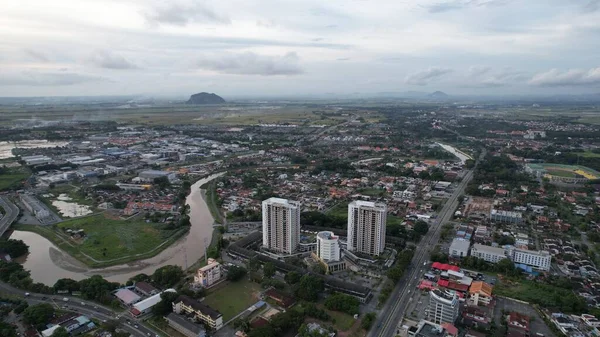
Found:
<box><xmin>0</xmin><ymin>196</ymin><xmax>19</xmax><ymax>237</ymax></box>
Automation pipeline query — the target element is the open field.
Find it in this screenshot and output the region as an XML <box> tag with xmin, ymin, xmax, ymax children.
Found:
<box><xmin>0</xmin><ymin>167</ymin><xmax>29</xmax><ymax>191</ymax></box>
<box><xmin>546</xmin><ymin>168</ymin><xmax>577</xmax><ymax>178</ymax></box>
<box><xmin>202</xmin><ymin>279</ymin><xmax>262</xmax><ymax>321</ymax></box>
<box><xmin>14</xmin><ymin>214</ymin><xmax>188</xmax><ymax>268</ymax></box>
<box><xmin>576</xmin><ymin>151</ymin><xmax>600</xmax><ymax>158</ymax></box>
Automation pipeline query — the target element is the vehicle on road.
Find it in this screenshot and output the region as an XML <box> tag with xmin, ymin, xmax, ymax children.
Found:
<box><xmin>63</xmin><ymin>297</ymin><xmax>69</xmax><ymax>302</ymax></box>
<box><xmin>134</xmin><ymin>324</ymin><xmax>139</xmax><ymax>328</ymax></box>
<box><xmin>24</xmin><ymin>292</ymin><xmax>30</xmax><ymax>296</ymax></box>
<box><xmin>81</xmin><ymin>302</ymin><xmax>85</xmax><ymax>305</ymax></box>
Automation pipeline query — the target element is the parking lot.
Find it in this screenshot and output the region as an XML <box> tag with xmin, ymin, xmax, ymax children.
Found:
<box><xmin>493</xmin><ymin>297</ymin><xmax>555</xmax><ymax>337</ymax></box>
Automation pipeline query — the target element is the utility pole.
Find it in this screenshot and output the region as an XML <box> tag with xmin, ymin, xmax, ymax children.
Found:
<box><xmin>183</xmin><ymin>247</ymin><xmax>188</xmax><ymax>270</ymax></box>
<box><xmin>204</xmin><ymin>237</ymin><xmax>209</xmax><ymax>264</ymax></box>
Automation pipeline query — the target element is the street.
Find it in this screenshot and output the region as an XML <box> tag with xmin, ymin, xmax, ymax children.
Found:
<box><xmin>369</xmin><ymin>150</ymin><xmax>484</xmax><ymax>337</ymax></box>
<box><xmin>0</xmin><ymin>195</ymin><xmax>19</xmax><ymax>237</ymax></box>
<box><xmin>0</xmin><ymin>281</ymin><xmax>159</xmax><ymax>337</ymax></box>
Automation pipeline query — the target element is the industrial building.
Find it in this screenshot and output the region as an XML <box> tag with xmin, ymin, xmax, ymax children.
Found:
<box><xmin>347</xmin><ymin>200</ymin><xmax>387</xmax><ymax>256</ymax></box>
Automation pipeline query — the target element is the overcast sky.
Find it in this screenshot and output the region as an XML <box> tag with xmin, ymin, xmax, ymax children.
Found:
<box><xmin>1</xmin><ymin>0</ymin><xmax>600</xmax><ymax>97</ymax></box>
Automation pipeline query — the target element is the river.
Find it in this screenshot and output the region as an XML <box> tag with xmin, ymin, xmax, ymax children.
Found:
<box><xmin>9</xmin><ymin>172</ymin><xmax>225</xmax><ymax>285</ymax></box>
<box><xmin>0</xmin><ymin>140</ymin><xmax>69</xmax><ymax>159</ymax></box>
<box><xmin>436</xmin><ymin>142</ymin><xmax>472</xmax><ymax>164</ymax></box>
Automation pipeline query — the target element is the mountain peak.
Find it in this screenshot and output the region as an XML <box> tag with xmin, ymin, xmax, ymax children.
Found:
<box><xmin>186</xmin><ymin>92</ymin><xmax>226</xmax><ymax>104</ymax></box>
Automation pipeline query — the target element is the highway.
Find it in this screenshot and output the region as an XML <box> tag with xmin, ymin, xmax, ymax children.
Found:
<box><xmin>369</xmin><ymin>150</ymin><xmax>484</xmax><ymax>337</ymax></box>
<box><xmin>0</xmin><ymin>196</ymin><xmax>19</xmax><ymax>237</ymax></box>
<box><xmin>0</xmin><ymin>281</ymin><xmax>160</xmax><ymax>337</ymax></box>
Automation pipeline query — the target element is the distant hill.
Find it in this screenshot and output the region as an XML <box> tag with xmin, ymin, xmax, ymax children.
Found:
<box><xmin>428</xmin><ymin>91</ymin><xmax>449</xmax><ymax>99</ymax></box>
<box><xmin>186</xmin><ymin>92</ymin><xmax>225</xmax><ymax>104</ymax></box>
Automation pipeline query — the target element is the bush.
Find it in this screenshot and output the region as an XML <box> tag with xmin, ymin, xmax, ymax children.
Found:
<box><xmin>324</xmin><ymin>293</ymin><xmax>360</xmax><ymax>315</ymax></box>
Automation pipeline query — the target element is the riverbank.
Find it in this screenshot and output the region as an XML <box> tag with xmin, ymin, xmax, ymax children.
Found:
<box><xmin>201</xmin><ymin>180</ymin><xmax>224</xmax><ymax>224</ymax></box>
<box><xmin>10</xmin><ymin>172</ymin><xmax>225</xmax><ymax>285</ymax></box>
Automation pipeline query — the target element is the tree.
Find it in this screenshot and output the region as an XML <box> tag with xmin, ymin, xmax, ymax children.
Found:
<box><xmin>0</xmin><ymin>239</ymin><xmax>29</xmax><ymax>258</ymax></box>
<box><xmin>23</xmin><ymin>303</ymin><xmax>54</xmax><ymax>328</ymax></box>
<box><xmin>153</xmin><ymin>176</ymin><xmax>170</xmax><ymax>189</ymax></box>
<box><xmin>233</xmin><ymin>318</ymin><xmax>251</xmax><ymax>332</ymax></box>
<box><xmin>294</xmin><ymin>275</ymin><xmax>323</xmax><ymax>302</ymax></box>
<box><xmin>414</xmin><ymin>221</ymin><xmax>429</xmax><ymax>236</ymax></box>
<box><xmin>53</xmin><ymin>278</ymin><xmax>80</xmax><ymax>293</ymax></box>
<box><xmin>152</xmin><ymin>265</ymin><xmax>184</xmax><ymax>288</ymax></box>
<box><xmin>361</xmin><ymin>312</ymin><xmax>376</xmax><ymax>330</ymax></box>
<box><xmin>324</xmin><ymin>293</ymin><xmax>360</xmax><ymax>315</ymax></box>
<box><xmin>152</xmin><ymin>291</ymin><xmax>179</xmax><ymax>316</ymax></box>
<box><xmin>227</xmin><ymin>265</ymin><xmax>248</xmax><ymax>282</ymax></box>
<box><xmin>247</xmin><ymin>257</ymin><xmax>260</xmax><ymax>272</ymax></box>
<box><xmin>78</xmin><ymin>275</ymin><xmax>119</xmax><ymax>303</ymax></box>
<box><xmin>263</xmin><ymin>262</ymin><xmax>276</xmax><ymax>278</ymax></box>
<box><xmin>284</xmin><ymin>271</ymin><xmax>301</xmax><ymax>285</ymax></box>
<box><xmin>50</xmin><ymin>327</ymin><xmax>69</xmax><ymax>337</ymax></box>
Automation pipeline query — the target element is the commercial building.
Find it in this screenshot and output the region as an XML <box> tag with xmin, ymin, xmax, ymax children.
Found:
<box><xmin>316</xmin><ymin>231</ymin><xmax>340</xmax><ymax>261</ymax></box>
<box><xmin>407</xmin><ymin>320</ymin><xmax>454</xmax><ymax>337</ymax></box>
<box><xmin>347</xmin><ymin>200</ymin><xmax>387</xmax><ymax>256</ymax></box>
<box><xmin>173</xmin><ymin>295</ymin><xmax>223</xmax><ymax>330</ymax></box>
<box><xmin>194</xmin><ymin>258</ymin><xmax>223</xmax><ymax>288</ymax></box>
<box><xmin>449</xmin><ymin>238</ymin><xmax>470</xmax><ymax>258</ymax></box>
<box><xmin>130</xmin><ymin>289</ymin><xmax>176</xmax><ymax>317</ymax></box>
<box><xmin>428</xmin><ymin>289</ymin><xmax>460</xmax><ymax>325</ymax></box>
<box><xmin>470</xmin><ymin>244</ymin><xmax>507</xmax><ymax>264</ymax></box>
<box><xmin>137</xmin><ymin>170</ymin><xmax>177</xmax><ymax>183</ymax></box>
<box><xmin>468</xmin><ymin>281</ymin><xmax>493</xmax><ymax>306</ymax></box>
<box><xmin>114</xmin><ymin>288</ymin><xmax>141</xmax><ymax>306</ymax></box>
<box><xmin>510</xmin><ymin>248</ymin><xmax>551</xmax><ymax>271</ymax></box>
<box><xmin>19</xmin><ymin>194</ymin><xmax>51</xmax><ymax>220</ymax></box>
<box><xmin>22</xmin><ymin>155</ymin><xmax>53</xmax><ymax>166</ymax></box>
<box><xmin>262</xmin><ymin>198</ymin><xmax>301</xmax><ymax>254</ymax></box>
<box><xmin>134</xmin><ymin>281</ymin><xmax>159</xmax><ymax>297</ymax></box>
<box><xmin>165</xmin><ymin>313</ymin><xmax>206</xmax><ymax>337</ymax></box>
<box><xmin>489</xmin><ymin>209</ymin><xmax>523</xmax><ymax>225</ymax></box>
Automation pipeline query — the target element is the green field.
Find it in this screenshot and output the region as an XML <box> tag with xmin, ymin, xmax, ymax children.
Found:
<box><xmin>202</xmin><ymin>279</ymin><xmax>262</xmax><ymax>321</ymax></box>
<box><xmin>0</xmin><ymin>167</ymin><xmax>29</xmax><ymax>191</ymax></box>
<box><xmin>576</xmin><ymin>151</ymin><xmax>600</xmax><ymax>158</ymax></box>
<box><xmin>546</xmin><ymin>168</ymin><xmax>577</xmax><ymax>178</ymax></box>
<box><xmin>14</xmin><ymin>213</ymin><xmax>188</xmax><ymax>268</ymax></box>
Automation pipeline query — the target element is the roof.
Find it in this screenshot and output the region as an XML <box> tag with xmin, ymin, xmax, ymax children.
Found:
<box><xmin>450</xmin><ymin>238</ymin><xmax>470</xmax><ymax>252</ymax></box>
<box><xmin>165</xmin><ymin>313</ymin><xmax>206</xmax><ymax>335</ymax></box>
<box><xmin>115</xmin><ymin>288</ymin><xmax>141</xmax><ymax>304</ymax></box>
<box><xmin>134</xmin><ymin>289</ymin><xmax>176</xmax><ymax>312</ymax></box>
<box><xmin>441</xmin><ymin>323</ymin><xmax>458</xmax><ymax>336</ymax></box>
<box><xmin>437</xmin><ymin>280</ymin><xmax>469</xmax><ymax>292</ymax></box>
<box><xmin>469</xmin><ymin>281</ymin><xmax>493</xmax><ymax>297</ymax></box>
<box><xmin>508</xmin><ymin>312</ymin><xmax>530</xmax><ymax>330</ymax></box>
<box><xmin>264</xmin><ymin>288</ymin><xmax>296</xmax><ymax>308</ymax></box>
<box><xmin>251</xmin><ymin>317</ymin><xmax>269</xmax><ymax>328</ymax></box>
<box><xmin>432</xmin><ymin>262</ymin><xmax>461</xmax><ymax>272</ymax></box>
<box><xmin>175</xmin><ymin>295</ymin><xmax>222</xmax><ymax>319</ymax></box>
<box><xmin>471</xmin><ymin>244</ymin><xmax>506</xmax><ymax>256</ymax></box>
<box><xmin>135</xmin><ymin>281</ymin><xmax>158</xmax><ymax>294</ymax></box>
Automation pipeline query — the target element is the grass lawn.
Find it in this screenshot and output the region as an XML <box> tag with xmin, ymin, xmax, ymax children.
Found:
<box><xmin>325</xmin><ymin>308</ymin><xmax>356</xmax><ymax>331</ymax></box>
<box><xmin>357</xmin><ymin>188</ymin><xmax>386</xmax><ymax>197</ymax></box>
<box><xmin>576</xmin><ymin>151</ymin><xmax>600</xmax><ymax>158</ymax></box>
<box><xmin>546</xmin><ymin>168</ymin><xmax>577</xmax><ymax>178</ymax></box>
<box><xmin>14</xmin><ymin>213</ymin><xmax>187</xmax><ymax>268</ymax></box>
<box><xmin>202</xmin><ymin>279</ymin><xmax>262</xmax><ymax>322</ymax></box>
<box><xmin>0</xmin><ymin>167</ymin><xmax>29</xmax><ymax>191</ymax></box>
<box><xmin>327</xmin><ymin>203</ymin><xmax>348</xmax><ymax>218</ymax></box>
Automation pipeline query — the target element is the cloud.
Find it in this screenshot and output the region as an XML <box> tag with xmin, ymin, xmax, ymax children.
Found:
<box><xmin>425</xmin><ymin>0</ymin><xmax>511</xmax><ymax>13</ymax></box>
<box><xmin>86</xmin><ymin>51</ymin><xmax>138</xmax><ymax>70</ymax></box>
<box><xmin>142</xmin><ymin>1</ymin><xmax>230</xmax><ymax>26</ymax></box>
<box><xmin>195</xmin><ymin>52</ymin><xmax>303</xmax><ymax>76</ymax></box>
<box><xmin>467</xmin><ymin>66</ymin><xmax>528</xmax><ymax>87</ymax></box>
<box><xmin>583</xmin><ymin>0</ymin><xmax>600</xmax><ymax>12</ymax></box>
<box><xmin>405</xmin><ymin>67</ymin><xmax>453</xmax><ymax>85</ymax></box>
<box><xmin>336</xmin><ymin>58</ymin><xmax>350</xmax><ymax>61</ymax></box>
<box><xmin>529</xmin><ymin>67</ymin><xmax>600</xmax><ymax>86</ymax></box>
<box><xmin>468</xmin><ymin>65</ymin><xmax>492</xmax><ymax>77</ymax></box>
<box><xmin>24</xmin><ymin>49</ymin><xmax>50</xmax><ymax>63</ymax></box>
<box><xmin>0</xmin><ymin>71</ymin><xmax>107</xmax><ymax>86</ymax></box>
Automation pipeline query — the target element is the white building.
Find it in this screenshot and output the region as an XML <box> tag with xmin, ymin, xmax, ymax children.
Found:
<box><xmin>262</xmin><ymin>198</ymin><xmax>301</xmax><ymax>254</ymax></box>
<box><xmin>449</xmin><ymin>238</ymin><xmax>470</xmax><ymax>258</ymax></box>
<box><xmin>470</xmin><ymin>244</ymin><xmax>507</xmax><ymax>263</ymax></box>
<box><xmin>490</xmin><ymin>209</ymin><xmax>523</xmax><ymax>224</ymax></box>
<box><xmin>316</xmin><ymin>231</ymin><xmax>340</xmax><ymax>262</ymax></box>
<box><xmin>194</xmin><ymin>258</ymin><xmax>223</xmax><ymax>288</ymax></box>
<box><xmin>510</xmin><ymin>248</ymin><xmax>552</xmax><ymax>271</ymax></box>
<box><xmin>428</xmin><ymin>289</ymin><xmax>460</xmax><ymax>325</ymax></box>
<box><xmin>138</xmin><ymin>170</ymin><xmax>177</xmax><ymax>183</ymax></box>
<box><xmin>347</xmin><ymin>200</ymin><xmax>387</xmax><ymax>256</ymax></box>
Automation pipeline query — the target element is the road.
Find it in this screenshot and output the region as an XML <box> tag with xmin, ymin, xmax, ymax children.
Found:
<box><xmin>0</xmin><ymin>196</ymin><xmax>19</xmax><ymax>237</ymax></box>
<box><xmin>369</xmin><ymin>150</ymin><xmax>484</xmax><ymax>337</ymax></box>
<box><xmin>0</xmin><ymin>282</ymin><xmax>159</xmax><ymax>337</ymax></box>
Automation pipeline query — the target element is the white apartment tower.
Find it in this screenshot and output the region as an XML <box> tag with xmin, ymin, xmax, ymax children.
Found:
<box><xmin>428</xmin><ymin>289</ymin><xmax>460</xmax><ymax>325</ymax></box>
<box><xmin>316</xmin><ymin>231</ymin><xmax>341</xmax><ymax>262</ymax></box>
<box><xmin>262</xmin><ymin>198</ymin><xmax>301</xmax><ymax>254</ymax></box>
<box><xmin>347</xmin><ymin>200</ymin><xmax>387</xmax><ymax>256</ymax></box>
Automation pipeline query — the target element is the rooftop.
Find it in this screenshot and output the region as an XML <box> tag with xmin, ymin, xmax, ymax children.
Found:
<box><xmin>165</xmin><ymin>313</ymin><xmax>206</xmax><ymax>335</ymax></box>
<box><xmin>175</xmin><ymin>295</ymin><xmax>222</xmax><ymax>319</ymax></box>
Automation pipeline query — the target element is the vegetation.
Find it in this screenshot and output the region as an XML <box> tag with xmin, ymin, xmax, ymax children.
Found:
<box><xmin>23</xmin><ymin>303</ymin><xmax>55</xmax><ymax>329</ymax></box>
<box><xmin>388</xmin><ymin>248</ymin><xmax>415</xmax><ymax>283</ymax></box>
<box><xmin>324</xmin><ymin>292</ymin><xmax>360</xmax><ymax>315</ymax></box>
<box><xmin>50</xmin><ymin>327</ymin><xmax>69</xmax><ymax>337</ymax></box>
<box><xmin>0</xmin><ymin>166</ymin><xmax>29</xmax><ymax>191</ymax></box>
<box><xmin>0</xmin><ymin>238</ymin><xmax>29</xmax><ymax>258</ymax></box>
<box><xmin>202</xmin><ymin>279</ymin><xmax>261</xmax><ymax>321</ymax></box>
<box><xmin>248</xmin><ymin>309</ymin><xmax>306</xmax><ymax>337</ymax></box>
<box><xmin>293</xmin><ymin>274</ymin><xmax>324</xmax><ymax>302</ymax></box>
<box><xmin>152</xmin><ymin>265</ymin><xmax>185</xmax><ymax>288</ymax></box>
<box><xmin>152</xmin><ymin>290</ymin><xmax>180</xmax><ymax>316</ymax></box>
<box><xmin>285</xmin><ymin>271</ymin><xmax>301</xmax><ymax>284</ymax></box>
<box><xmin>361</xmin><ymin>312</ymin><xmax>376</xmax><ymax>330</ymax></box>
<box><xmin>227</xmin><ymin>265</ymin><xmax>248</xmax><ymax>281</ymax></box>
<box><xmin>495</xmin><ymin>278</ymin><xmax>587</xmax><ymax>314</ymax></box>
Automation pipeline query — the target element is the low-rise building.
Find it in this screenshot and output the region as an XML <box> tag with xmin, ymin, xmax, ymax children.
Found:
<box><xmin>490</xmin><ymin>209</ymin><xmax>523</xmax><ymax>225</ymax></box>
<box><xmin>468</xmin><ymin>281</ymin><xmax>493</xmax><ymax>306</ymax></box>
<box><xmin>134</xmin><ymin>281</ymin><xmax>159</xmax><ymax>297</ymax></box>
<box><xmin>507</xmin><ymin>312</ymin><xmax>530</xmax><ymax>333</ymax></box>
<box><xmin>114</xmin><ymin>288</ymin><xmax>141</xmax><ymax>306</ymax></box>
<box><xmin>449</xmin><ymin>238</ymin><xmax>470</xmax><ymax>258</ymax></box>
<box><xmin>173</xmin><ymin>295</ymin><xmax>223</xmax><ymax>330</ymax></box>
<box><xmin>470</xmin><ymin>244</ymin><xmax>507</xmax><ymax>264</ymax></box>
<box><xmin>510</xmin><ymin>248</ymin><xmax>551</xmax><ymax>271</ymax></box>
<box><xmin>194</xmin><ymin>258</ymin><xmax>223</xmax><ymax>288</ymax></box>
<box><xmin>165</xmin><ymin>313</ymin><xmax>207</xmax><ymax>337</ymax></box>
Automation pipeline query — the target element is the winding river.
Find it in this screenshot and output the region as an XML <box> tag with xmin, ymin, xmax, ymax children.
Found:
<box><xmin>9</xmin><ymin>172</ymin><xmax>225</xmax><ymax>285</ymax></box>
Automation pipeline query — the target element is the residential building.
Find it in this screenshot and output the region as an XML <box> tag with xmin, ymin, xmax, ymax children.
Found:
<box><xmin>165</xmin><ymin>313</ymin><xmax>206</xmax><ymax>337</ymax></box>
<box><xmin>409</xmin><ymin>320</ymin><xmax>452</xmax><ymax>337</ymax></box>
<box><xmin>134</xmin><ymin>281</ymin><xmax>159</xmax><ymax>297</ymax></box>
<box><xmin>449</xmin><ymin>238</ymin><xmax>470</xmax><ymax>258</ymax></box>
<box><xmin>347</xmin><ymin>200</ymin><xmax>387</xmax><ymax>256</ymax></box>
<box><xmin>428</xmin><ymin>289</ymin><xmax>460</xmax><ymax>325</ymax></box>
<box><xmin>316</xmin><ymin>231</ymin><xmax>340</xmax><ymax>261</ymax></box>
<box><xmin>194</xmin><ymin>258</ymin><xmax>223</xmax><ymax>288</ymax></box>
<box><xmin>172</xmin><ymin>295</ymin><xmax>223</xmax><ymax>330</ymax></box>
<box><xmin>468</xmin><ymin>281</ymin><xmax>493</xmax><ymax>306</ymax></box>
<box><xmin>470</xmin><ymin>244</ymin><xmax>507</xmax><ymax>263</ymax></box>
<box><xmin>490</xmin><ymin>209</ymin><xmax>523</xmax><ymax>225</ymax></box>
<box><xmin>507</xmin><ymin>312</ymin><xmax>530</xmax><ymax>333</ymax></box>
<box><xmin>137</xmin><ymin>170</ymin><xmax>177</xmax><ymax>183</ymax></box>
<box><xmin>262</xmin><ymin>198</ymin><xmax>301</xmax><ymax>254</ymax></box>
<box><xmin>510</xmin><ymin>248</ymin><xmax>552</xmax><ymax>271</ymax></box>
<box><xmin>581</xmin><ymin>314</ymin><xmax>600</xmax><ymax>328</ymax></box>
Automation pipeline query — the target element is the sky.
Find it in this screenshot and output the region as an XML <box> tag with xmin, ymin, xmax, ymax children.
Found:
<box><xmin>1</xmin><ymin>0</ymin><xmax>600</xmax><ymax>98</ymax></box>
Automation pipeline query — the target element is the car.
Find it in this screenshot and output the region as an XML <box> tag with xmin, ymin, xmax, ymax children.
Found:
<box><xmin>41</xmin><ymin>296</ymin><xmax>47</xmax><ymax>300</ymax></box>
<box><xmin>102</xmin><ymin>320</ymin><xmax>107</xmax><ymax>323</ymax></box>
<box><xmin>147</xmin><ymin>333</ymin><xmax>151</xmax><ymax>336</ymax></box>
<box><xmin>24</xmin><ymin>293</ymin><xmax>30</xmax><ymax>296</ymax></box>
<box><xmin>94</xmin><ymin>306</ymin><xmax>98</xmax><ymax>309</ymax></box>
<box><xmin>81</xmin><ymin>302</ymin><xmax>85</xmax><ymax>306</ymax></box>
<box><xmin>134</xmin><ymin>324</ymin><xmax>139</xmax><ymax>328</ymax></box>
